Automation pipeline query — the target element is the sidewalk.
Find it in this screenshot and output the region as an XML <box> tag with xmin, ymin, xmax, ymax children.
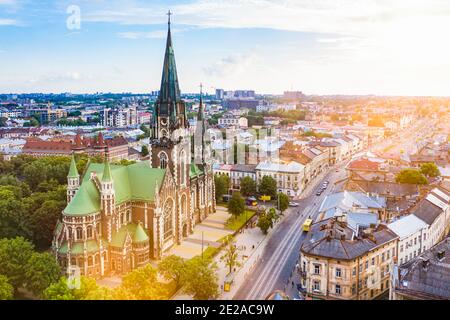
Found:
<box><xmin>168</xmin><ymin>206</ymin><xmax>233</xmax><ymax>260</ymax></box>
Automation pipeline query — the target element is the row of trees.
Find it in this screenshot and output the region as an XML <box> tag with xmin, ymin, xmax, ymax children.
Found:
<box><xmin>215</xmin><ymin>174</ymin><xmax>279</xmax><ymax>201</ymax></box>
<box><xmin>43</xmin><ymin>255</ymin><xmax>219</xmax><ymax>301</ymax></box>
<box><xmin>0</xmin><ymin>154</ymin><xmax>106</xmax><ymax>249</ymax></box>
<box><xmin>0</xmin><ymin>236</ymin><xmax>220</xmax><ymax>300</ymax></box>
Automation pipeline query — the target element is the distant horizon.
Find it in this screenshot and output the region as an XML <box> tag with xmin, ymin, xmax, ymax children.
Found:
<box><xmin>1</xmin><ymin>1</ymin><xmax>450</xmax><ymax>96</ymax></box>
<box><xmin>1</xmin><ymin>92</ymin><xmax>450</xmax><ymax>99</ymax></box>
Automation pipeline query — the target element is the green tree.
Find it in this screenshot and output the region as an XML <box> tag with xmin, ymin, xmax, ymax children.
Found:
<box><xmin>258</xmin><ymin>175</ymin><xmax>277</xmax><ymax>198</ymax></box>
<box><xmin>257</xmin><ymin>211</ymin><xmax>273</xmax><ymax>235</ymax></box>
<box><xmin>267</xmin><ymin>207</ymin><xmax>280</xmax><ymax>224</ymax></box>
<box><xmin>0</xmin><ymin>187</ymin><xmax>28</xmax><ymax>239</ymax></box>
<box><xmin>28</xmin><ymin>200</ymin><xmax>65</xmax><ymax>248</ymax></box>
<box><xmin>141</xmin><ymin>145</ymin><xmax>149</xmax><ymax>157</ymax></box>
<box><xmin>42</xmin><ymin>278</ymin><xmax>74</xmax><ymax>300</ymax></box>
<box><xmin>25</xmin><ymin>252</ymin><xmax>61</xmax><ymax>297</ymax></box>
<box><xmin>419</xmin><ymin>162</ymin><xmax>440</xmax><ymax>178</ymax></box>
<box><xmin>214</xmin><ymin>174</ymin><xmax>230</xmax><ymax>201</ymax></box>
<box><xmin>158</xmin><ymin>255</ymin><xmax>187</xmax><ymax>291</ymax></box>
<box><xmin>183</xmin><ymin>257</ymin><xmax>219</xmax><ymax>300</ymax></box>
<box><xmin>277</xmin><ymin>192</ymin><xmax>289</xmax><ymax>214</ymax></box>
<box><xmin>395</xmin><ymin>169</ymin><xmax>428</xmax><ymax>185</ymax></box>
<box><xmin>220</xmin><ymin>239</ymin><xmax>241</xmax><ymax>275</ymax></box>
<box><xmin>120</xmin><ymin>264</ymin><xmax>168</xmax><ymax>300</ymax></box>
<box><xmin>0</xmin><ymin>117</ymin><xmax>8</xmax><ymax>127</ymax></box>
<box><xmin>0</xmin><ymin>237</ymin><xmax>34</xmax><ymax>291</ymax></box>
<box><xmin>240</xmin><ymin>176</ymin><xmax>256</xmax><ymax>197</ymax></box>
<box><xmin>228</xmin><ymin>192</ymin><xmax>245</xmax><ymax>219</ymax></box>
<box><xmin>0</xmin><ymin>275</ymin><xmax>14</xmax><ymax>300</ymax></box>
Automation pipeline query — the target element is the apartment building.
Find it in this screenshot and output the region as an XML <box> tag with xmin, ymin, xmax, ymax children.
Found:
<box><xmin>387</xmin><ymin>214</ymin><xmax>429</xmax><ymax>265</ymax></box>
<box><xmin>300</xmin><ymin>217</ymin><xmax>398</xmax><ymax>300</ymax></box>
<box><xmin>256</xmin><ymin>161</ymin><xmax>305</xmax><ymax>197</ymax></box>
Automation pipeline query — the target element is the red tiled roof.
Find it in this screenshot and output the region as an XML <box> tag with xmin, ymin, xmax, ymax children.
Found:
<box><xmin>23</xmin><ymin>138</ymin><xmax>73</xmax><ymax>153</ymax></box>
<box><xmin>347</xmin><ymin>158</ymin><xmax>380</xmax><ymax>171</ymax></box>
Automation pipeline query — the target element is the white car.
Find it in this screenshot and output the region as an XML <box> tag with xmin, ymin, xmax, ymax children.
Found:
<box><xmin>289</xmin><ymin>202</ymin><xmax>299</xmax><ymax>207</ymax></box>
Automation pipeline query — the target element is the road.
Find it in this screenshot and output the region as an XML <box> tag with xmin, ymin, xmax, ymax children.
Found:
<box><xmin>234</xmin><ymin>166</ymin><xmax>348</xmax><ymax>300</ymax></box>
<box><xmin>234</xmin><ymin>120</ymin><xmax>433</xmax><ymax>300</ymax></box>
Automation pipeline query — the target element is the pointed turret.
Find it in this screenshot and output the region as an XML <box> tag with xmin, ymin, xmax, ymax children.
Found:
<box><xmin>68</xmin><ymin>154</ymin><xmax>79</xmax><ymax>178</ymax></box>
<box><xmin>67</xmin><ymin>154</ymin><xmax>80</xmax><ymax>202</ymax></box>
<box><xmin>194</xmin><ymin>84</ymin><xmax>208</xmax><ymax>164</ymax></box>
<box><xmin>102</xmin><ymin>160</ymin><xmax>112</xmax><ymax>183</ymax></box>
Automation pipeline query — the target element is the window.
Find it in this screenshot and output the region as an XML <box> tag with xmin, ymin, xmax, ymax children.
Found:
<box><xmin>359</xmin><ymin>263</ymin><xmax>362</xmax><ymax>273</ymax></box>
<box><xmin>371</xmin><ymin>257</ymin><xmax>375</xmax><ymax>266</ymax></box>
<box><xmin>365</xmin><ymin>261</ymin><xmax>369</xmax><ymax>270</ymax></box>
<box><xmin>335</xmin><ymin>284</ymin><xmax>341</xmax><ymax>295</ymax></box>
<box><xmin>336</xmin><ymin>268</ymin><xmax>342</xmax><ymax>278</ymax></box>
<box><xmin>302</xmin><ymin>261</ymin><xmax>306</xmax><ymax>272</ymax></box>
<box><xmin>400</xmin><ymin>258</ymin><xmax>403</xmax><ymax>264</ymax></box>
<box><xmin>163</xmin><ymin>200</ymin><xmax>174</xmax><ymax>240</ymax></box>
<box><xmin>414</xmin><ymin>237</ymin><xmax>417</xmax><ymax>245</ymax></box>
<box><xmin>76</xmin><ymin>227</ymin><xmax>83</xmax><ymax>240</ymax></box>
<box><xmin>314</xmin><ymin>264</ymin><xmax>320</xmax><ymax>275</ymax></box>
<box><xmin>180</xmin><ymin>150</ymin><xmax>186</xmax><ymax>186</ymax></box>
<box><xmin>387</xmin><ymin>250</ymin><xmax>390</xmax><ymax>259</ymax></box>
<box><xmin>87</xmin><ymin>226</ymin><xmax>93</xmax><ymax>238</ymax></box>
<box><xmin>352</xmin><ymin>267</ymin><xmax>356</xmax><ymax>276</ymax></box>
<box><xmin>381</xmin><ymin>253</ymin><xmax>385</xmax><ymax>262</ymax></box>
<box><xmin>159</xmin><ymin>152</ymin><xmax>168</xmax><ymax>169</ymax></box>
<box><xmin>351</xmin><ymin>284</ymin><xmax>356</xmax><ymax>295</ymax></box>
<box><xmin>313</xmin><ymin>281</ymin><xmax>320</xmax><ymax>292</ymax></box>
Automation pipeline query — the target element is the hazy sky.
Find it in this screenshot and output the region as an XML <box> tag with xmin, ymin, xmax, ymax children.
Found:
<box><xmin>1</xmin><ymin>0</ymin><xmax>450</xmax><ymax>96</ymax></box>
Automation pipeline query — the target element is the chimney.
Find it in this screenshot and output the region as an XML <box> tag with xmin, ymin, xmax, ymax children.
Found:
<box><xmin>422</xmin><ymin>258</ymin><xmax>429</xmax><ymax>270</ymax></box>
<box><xmin>437</xmin><ymin>250</ymin><xmax>445</xmax><ymax>261</ymax></box>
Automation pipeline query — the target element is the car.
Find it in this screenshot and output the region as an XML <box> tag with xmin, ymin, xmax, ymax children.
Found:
<box><xmin>316</xmin><ymin>190</ymin><xmax>322</xmax><ymax>196</ymax></box>
<box><xmin>289</xmin><ymin>202</ymin><xmax>299</xmax><ymax>207</ymax></box>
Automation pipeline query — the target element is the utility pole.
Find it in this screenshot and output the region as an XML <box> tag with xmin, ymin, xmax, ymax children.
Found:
<box><xmin>201</xmin><ymin>231</ymin><xmax>204</xmax><ymax>261</ymax></box>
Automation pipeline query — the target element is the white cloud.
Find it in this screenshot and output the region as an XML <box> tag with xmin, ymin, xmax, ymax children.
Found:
<box><xmin>203</xmin><ymin>52</ymin><xmax>259</xmax><ymax>78</ymax></box>
<box><xmin>0</xmin><ymin>18</ymin><xmax>19</xmax><ymax>25</ymax></box>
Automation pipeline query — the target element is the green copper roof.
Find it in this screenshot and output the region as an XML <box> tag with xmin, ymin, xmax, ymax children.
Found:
<box><xmin>64</xmin><ymin>180</ymin><xmax>101</xmax><ymax>216</ymax></box>
<box><xmin>68</xmin><ymin>155</ymin><xmax>79</xmax><ymax>178</ymax></box>
<box><xmin>58</xmin><ymin>240</ymin><xmax>100</xmax><ymax>255</ymax></box>
<box><xmin>63</xmin><ymin>161</ymin><xmax>166</xmax><ymax>216</ymax></box>
<box><xmin>190</xmin><ymin>163</ymin><xmax>204</xmax><ymax>178</ymax></box>
<box><xmin>102</xmin><ymin>161</ymin><xmax>112</xmax><ymax>182</ymax></box>
<box><xmin>110</xmin><ymin>223</ymin><xmax>149</xmax><ymax>248</ymax></box>
<box><xmin>158</xmin><ymin>21</ymin><xmax>181</xmax><ymax>104</ymax></box>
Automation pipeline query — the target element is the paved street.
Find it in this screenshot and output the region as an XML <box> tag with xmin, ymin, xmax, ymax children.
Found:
<box><xmin>233</xmin><ymin>120</ymin><xmax>436</xmax><ymax>300</ymax></box>
<box><xmin>234</xmin><ymin>165</ymin><xmax>347</xmax><ymax>300</ymax></box>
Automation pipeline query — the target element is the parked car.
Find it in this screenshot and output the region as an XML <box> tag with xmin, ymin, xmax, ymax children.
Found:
<box><xmin>246</xmin><ymin>197</ymin><xmax>258</xmax><ymax>206</ymax></box>
<box><xmin>289</xmin><ymin>202</ymin><xmax>299</xmax><ymax>207</ymax></box>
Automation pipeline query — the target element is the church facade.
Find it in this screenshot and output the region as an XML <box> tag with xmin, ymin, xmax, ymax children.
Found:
<box><xmin>52</xmin><ymin>16</ymin><xmax>215</xmax><ymax>278</ymax></box>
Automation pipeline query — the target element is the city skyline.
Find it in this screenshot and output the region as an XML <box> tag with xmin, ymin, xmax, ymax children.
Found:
<box><xmin>1</xmin><ymin>0</ymin><xmax>450</xmax><ymax>96</ymax></box>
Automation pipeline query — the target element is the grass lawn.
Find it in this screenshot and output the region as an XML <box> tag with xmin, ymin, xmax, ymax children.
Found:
<box><xmin>225</xmin><ymin>210</ymin><xmax>257</xmax><ymax>231</ymax></box>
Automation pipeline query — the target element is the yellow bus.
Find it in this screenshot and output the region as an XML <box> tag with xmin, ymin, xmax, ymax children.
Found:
<box><xmin>303</xmin><ymin>219</ymin><xmax>313</xmax><ymax>232</ymax></box>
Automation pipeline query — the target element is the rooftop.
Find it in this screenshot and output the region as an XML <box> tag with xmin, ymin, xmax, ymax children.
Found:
<box><xmin>395</xmin><ymin>237</ymin><xmax>450</xmax><ymax>300</ymax></box>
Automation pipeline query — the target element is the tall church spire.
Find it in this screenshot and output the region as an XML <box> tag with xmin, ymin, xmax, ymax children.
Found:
<box><xmin>158</xmin><ymin>10</ymin><xmax>181</xmax><ymax>107</ymax></box>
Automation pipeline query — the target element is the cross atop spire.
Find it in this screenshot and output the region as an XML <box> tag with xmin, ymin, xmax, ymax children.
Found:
<box><xmin>167</xmin><ymin>10</ymin><xmax>172</xmax><ymax>25</ymax></box>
